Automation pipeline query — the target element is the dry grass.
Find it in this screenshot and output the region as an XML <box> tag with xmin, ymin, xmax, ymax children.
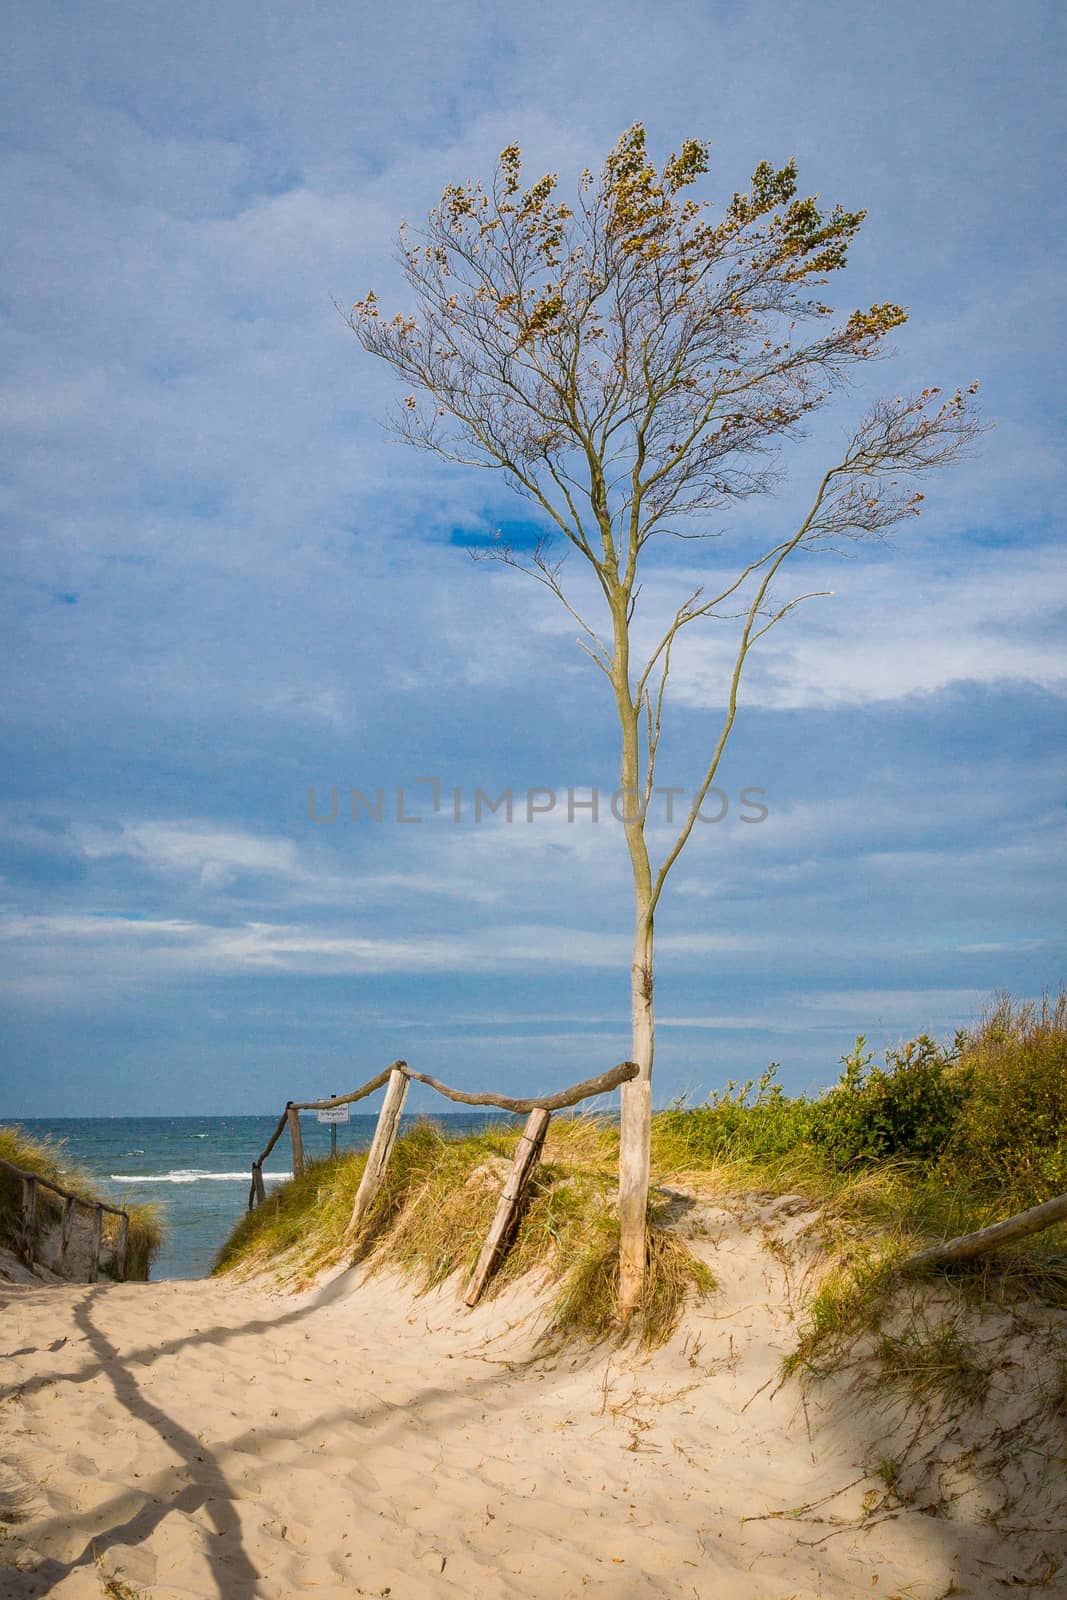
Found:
<box><xmin>214</xmin><ymin>1146</ymin><xmax>371</xmax><ymax>1282</ymax></box>
<box><xmin>0</xmin><ymin>1124</ymin><xmax>162</xmax><ymax>1280</ymax></box>
<box><xmin>546</xmin><ymin>1205</ymin><xmax>717</xmax><ymax>1348</ymax></box>
<box><xmin>216</xmin><ymin>993</ymin><xmax>1067</xmax><ymax>1358</ymax></box>
<box><xmin>216</xmin><ymin>1114</ymin><xmax>714</xmax><ymax>1346</ymax></box>
<box><xmin>875</xmin><ymin>1316</ymin><xmax>990</xmax><ymax>1406</ymax></box>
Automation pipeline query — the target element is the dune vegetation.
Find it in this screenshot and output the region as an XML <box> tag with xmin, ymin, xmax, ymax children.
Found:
<box><xmin>0</xmin><ymin>1123</ymin><xmax>162</xmax><ymax>1281</ymax></box>
<box><xmin>216</xmin><ymin>991</ymin><xmax>1067</xmax><ymax>1363</ymax></box>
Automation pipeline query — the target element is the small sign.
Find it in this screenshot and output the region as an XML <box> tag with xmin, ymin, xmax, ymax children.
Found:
<box><xmin>317</xmin><ymin>1104</ymin><xmax>350</xmax><ymax>1125</ymax></box>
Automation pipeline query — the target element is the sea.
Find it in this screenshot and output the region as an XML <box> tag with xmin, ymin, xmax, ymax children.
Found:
<box><xmin>12</xmin><ymin>1113</ymin><xmax>519</xmax><ymax>1281</ymax></box>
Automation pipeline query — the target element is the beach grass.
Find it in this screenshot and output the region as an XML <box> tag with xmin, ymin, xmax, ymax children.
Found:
<box><xmin>215</xmin><ymin>989</ymin><xmax>1067</xmax><ymax>1362</ymax></box>
<box><xmin>215</xmin><ymin>1113</ymin><xmax>714</xmax><ymax>1346</ymax></box>
<box><xmin>0</xmin><ymin>1123</ymin><xmax>162</xmax><ymax>1280</ymax></box>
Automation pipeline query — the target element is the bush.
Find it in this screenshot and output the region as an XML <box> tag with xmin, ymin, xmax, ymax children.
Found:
<box><xmin>809</xmin><ymin>1035</ymin><xmax>967</xmax><ymax>1171</ymax></box>
<box><xmin>654</xmin><ymin>1064</ymin><xmax>816</xmax><ymax>1168</ymax></box>
<box><xmin>947</xmin><ymin>990</ymin><xmax>1067</xmax><ymax>1202</ymax></box>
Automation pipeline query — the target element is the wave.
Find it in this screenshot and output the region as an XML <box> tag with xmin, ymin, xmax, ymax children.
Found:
<box><xmin>109</xmin><ymin>1170</ymin><xmax>287</xmax><ymax>1185</ymax></box>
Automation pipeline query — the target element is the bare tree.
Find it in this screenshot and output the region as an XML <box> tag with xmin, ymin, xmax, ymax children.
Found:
<box><xmin>346</xmin><ymin>125</ymin><xmax>980</xmax><ymax>1316</ymax></box>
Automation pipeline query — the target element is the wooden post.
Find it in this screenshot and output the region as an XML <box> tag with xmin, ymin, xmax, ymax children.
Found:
<box><xmin>19</xmin><ymin>1176</ymin><xmax>37</xmax><ymax>1268</ymax></box>
<box><xmin>465</xmin><ymin>1107</ymin><xmax>551</xmax><ymax>1307</ymax></box>
<box><xmin>347</xmin><ymin>1066</ymin><xmax>409</xmax><ymax>1237</ymax></box>
<box><xmin>88</xmin><ymin>1205</ymin><xmax>103</xmax><ymax>1283</ymax></box>
<box><xmin>115</xmin><ymin>1212</ymin><xmax>130</xmax><ymax>1281</ymax></box>
<box><xmin>58</xmin><ymin>1193</ymin><xmax>76</xmax><ymax>1269</ymax></box>
<box><xmin>252</xmin><ymin>1162</ymin><xmax>267</xmax><ymax>1207</ymax></box>
<box><xmin>287</xmin><ymin>1104</ymin><xmax>305</xmax><ymax>1178</ymax></box>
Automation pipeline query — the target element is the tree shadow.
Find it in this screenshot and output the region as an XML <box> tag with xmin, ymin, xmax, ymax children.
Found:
<box><xmin>0</xmin><ymin>1266</ymin><xmax>365</xmax><ymax>1407</ymax></box>
<box><xmin>0</xmin><ymin>1274</ymin><xmax>549</xmax><ymax>1599</ymax></box>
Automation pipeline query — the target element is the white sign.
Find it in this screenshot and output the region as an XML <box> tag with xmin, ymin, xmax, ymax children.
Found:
<box><xmin>317</xmin><ymin>1104</ymin><xmax>350</xmax><ymax>1125</ymax></box>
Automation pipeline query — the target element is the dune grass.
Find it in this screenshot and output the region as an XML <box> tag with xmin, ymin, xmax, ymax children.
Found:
<box><xmin>654</xmin><ymin>991</ymin><xmax>1067</xmax><ymax>1268</ymax></box>
<box><xmin>215</xmin><ymin>990</ymin><xmax>1067</xmax><ymax>1360</ymax></box>
<box><xmin>215</xmin><ymin>1114</ymin><xmax>714</xmax><ymax>1346</ymax></box>
<box><xmin>0</xmin><ymin>1124</ymin><xmax>162</xmax><ymax>1280</ymax></box>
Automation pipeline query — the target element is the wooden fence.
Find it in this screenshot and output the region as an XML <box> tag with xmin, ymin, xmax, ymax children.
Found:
<box><xmin>0</xmin><ymin>1155</ymin><xmax>132</xmax><ymax>1282</ymax></box>
<box><xmin>248</xmin><ymin>1059</ymin><xmax>638</xmax><ymax>1306</ymax></box>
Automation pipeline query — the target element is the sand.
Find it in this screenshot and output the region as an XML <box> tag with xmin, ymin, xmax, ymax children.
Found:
<box><xmin>1</xmin><ymin>1194</ymin><xmax>1063</xmax><ymax>1599</ymax></box>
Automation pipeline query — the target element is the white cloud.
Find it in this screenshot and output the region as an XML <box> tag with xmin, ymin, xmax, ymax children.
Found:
<box><xmin>0</xmin><ymin>1</ymin><xmax>1062</xmax><ymax>1105</ymax></box>
<box><xmin>635</xmin><ymin>543</ymin><xmax>1067</xmax><ymax>713</ymax></box>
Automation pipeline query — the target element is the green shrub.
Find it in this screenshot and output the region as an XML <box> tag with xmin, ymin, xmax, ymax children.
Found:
<box><xmin>809</xmin><ymin>1034</ymin><xmax>967</xmax><ymax>1170</ymax></box>
<box><xmin>654</xmin><ymin>1064</ymin><xmax>816</xmax><ymax>1167</ymax></box>
<box><xmin>947</xmin><ymin>990</ymin><xmax>1067</xmax><ymax>1202</ymax></box>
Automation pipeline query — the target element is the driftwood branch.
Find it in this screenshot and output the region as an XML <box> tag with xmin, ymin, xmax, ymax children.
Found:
<box><xmin>248</xmin><ymin>1059</ymin><xmax>636</xmax><ymax>1266</ymax></box>
<box><xmin>291</xmin><ymin>1065</ymin><xmax>402</xmax><ymax>1112</ymax></box>
<box><xmin>252</xmin><ymin>1110</ymin><xmax>290</xmax><ymax>1171</ymax></box>
<box><xmin>903</xmin><ymin>1190</ymin><xmax>1067</xmax><ymax>1272</ymax></box>
<box><xmin>402</xmin><ymin>1061</ymin><xmax>639</xmax><ymax>1113</ymax></box>
<box><xmin>258</xmin><ymin>1058</ymin><xmax>632</xmax><ymax>1169</ymax></box>
<box><xmin>248</xmin><ymin>1066</ymin><xmax>408</xmax><ymax>1208</ymax></box>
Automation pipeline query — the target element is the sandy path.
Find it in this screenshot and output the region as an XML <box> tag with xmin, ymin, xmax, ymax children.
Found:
<box><xmin>0</xmin><ymin>1197</ymin><xmax>1038</xmax><ymax>1599</ymax></box>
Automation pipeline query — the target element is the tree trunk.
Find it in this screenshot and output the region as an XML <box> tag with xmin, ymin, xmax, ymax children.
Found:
<box><xmin>610</xmin><ymin>596</ymin><xmax>656</xmax><ymax>1322</ymax></box>
<box><xmin>618</xmin><ymin>912</ymin><xmax>654</xmax><ymax>1319</ymax></box>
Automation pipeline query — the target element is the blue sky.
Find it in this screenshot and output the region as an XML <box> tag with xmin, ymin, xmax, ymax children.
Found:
<box><xmin>1</xmin><ymin>1</ymin><xmax>1063</xmax><ymax>1116</ymax></box>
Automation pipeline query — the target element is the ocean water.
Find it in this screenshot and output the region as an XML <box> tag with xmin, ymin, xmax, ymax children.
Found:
<box><xmin>12</xmin><ymin>1113</ymin><xmax>519</xmax><ymax>1281</ymax></box>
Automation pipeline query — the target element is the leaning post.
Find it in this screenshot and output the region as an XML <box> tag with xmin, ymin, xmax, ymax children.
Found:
<box><xmin>465</xmin><ymin>1107</ymin><xmax>552</xmax><ymax>1307</ymax></box>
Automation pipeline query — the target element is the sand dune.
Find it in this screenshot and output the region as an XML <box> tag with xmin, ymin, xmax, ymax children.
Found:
<box><xmin>1</xmin><ymin>1195</ymin><xmax>1062</xmax><ymax>1598</ymax></box>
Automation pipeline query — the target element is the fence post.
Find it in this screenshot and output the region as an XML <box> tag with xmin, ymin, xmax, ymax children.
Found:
<box><xmin>287</xmin><ymin>1104</ymin><xmax>305</xmax><ymax>1178</ymax></box>
<box><xmin>88</xmin><ymin>1205</ymin><xmax>103</xmax><ymax>1283</ymax></box>
<box><xmin>59</xmin><ymin>1193</ymin><xmax>76</xmax><ymax>1269</ymax></box>
<box><xmin>18</xmin><ymin>1176</ymin><xmax>37</xmax><ymax>1268</ymax></box>
<box><xmin>347</xmin><ymin>1065</ymin><xmax>409</xmax><ymax>1237</ymax></box>
<box><xmin>465</xmin><ymin>1107</ymin><xmax>551</xmax><ymax>1307</ymax></box>
<box><xmin>115</xmin><ymin>1212</ymin><xmax>130</xmax><ymax>1281</ymax></box>
<box><xmin>251</xmin><ymin>1162</ymin><xmax>267</xmax><ymax>1207</ymax></box>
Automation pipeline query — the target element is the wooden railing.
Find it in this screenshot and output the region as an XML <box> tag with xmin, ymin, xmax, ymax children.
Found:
<box><xmin>248</xmin><ymin>1059</ymin><xmax>638</xmax><ymax>1305</ymax></box>
<box><xmin>0</xmin><ymin>1155</ymin><xmax>132</xmax><ymax>1282</ymax></box>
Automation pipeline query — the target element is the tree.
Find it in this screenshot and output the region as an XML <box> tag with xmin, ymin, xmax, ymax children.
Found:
<box><xmin>347</xmin><ymin>124</ymin><xmax>980</xmax><ymax>1316</ymax></box>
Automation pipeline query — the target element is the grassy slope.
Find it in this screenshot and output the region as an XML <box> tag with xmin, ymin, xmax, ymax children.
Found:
<box><xmin>216</xmin><ymin>1116</ymin><xmax>715</xmax><ymax>1347</ymax></box>
<box><xmin>216</xmin><ymin>991</ymin><xmax>1067</xmax><ymax>1362</ymax></box>
<box><xmin>0</xmin><ymin>1125</ymin><xmax>162</xmax><ymax>1280</ymax></box>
